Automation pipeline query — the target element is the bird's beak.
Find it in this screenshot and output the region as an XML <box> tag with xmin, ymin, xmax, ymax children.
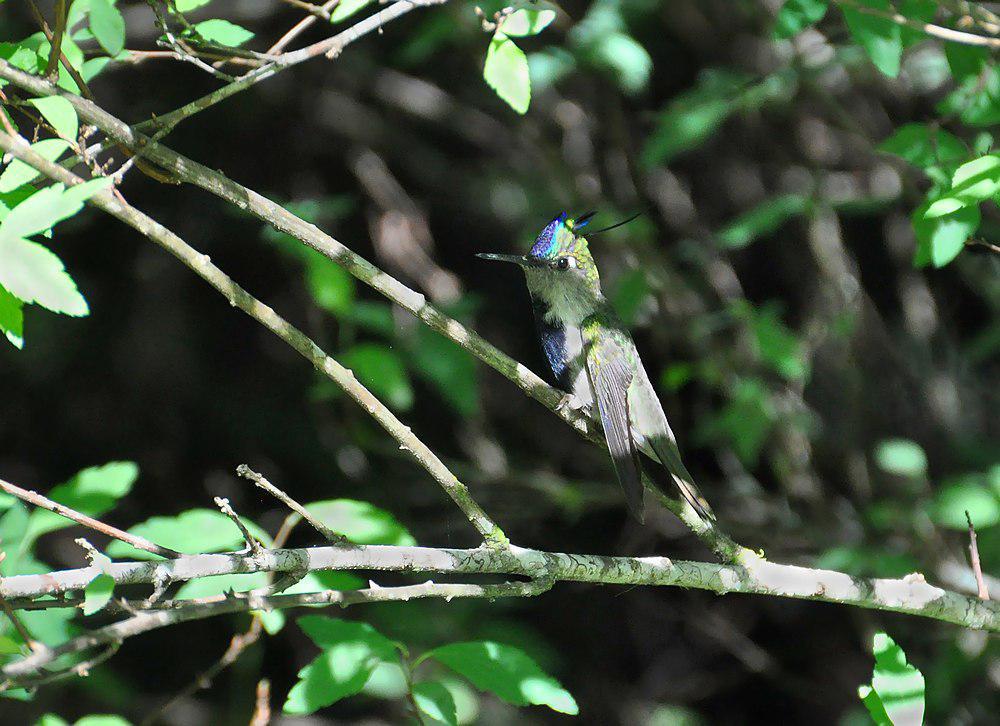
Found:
<box><xmin>476</xmin><ymin>253</ymin><xmax>528</xmax><ymax>266</ymax></box>
<box><xmin>476</xmin><ymin>253</ymin><xmax>546</xmax><ymax>268</ymax></box>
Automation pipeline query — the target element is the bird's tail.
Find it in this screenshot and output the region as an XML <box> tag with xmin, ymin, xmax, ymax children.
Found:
<box><xmin>647</xmin><ymin>436</ymin><xmax>716</xmax><ymax>521</ymax></box>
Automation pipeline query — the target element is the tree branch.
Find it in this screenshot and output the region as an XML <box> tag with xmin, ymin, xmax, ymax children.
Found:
<box><xmin>0</xmin><ymin>129</ymin><xmax>507</xmax><ymax>550</ymax></box>
<box><xmin>835</xmin><ymin>0</ymin><xmax>1000</xmax><ymax>49</ymax></box>
<box><xmin>0</xmin><ymin>476</ymin><xmax>182</xmax><ymax>559</ymax></box>
<box><xmin>0</xmin><ymin>61</ymin><xmax>744</xmax><ymax>561</ymax></box>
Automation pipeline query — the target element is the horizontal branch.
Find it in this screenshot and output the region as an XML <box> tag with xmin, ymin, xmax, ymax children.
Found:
<box><xmin>2</xmin><ymin>579</ymin><xmax>549</xmax><ymax>681</ymax></box>
<box><xmin>0</xmin><ymin>61</ymin><xmax>744</xmax><ymax>562</ymax></box>
<box><xmin>835</xmin><ymin>0</ymin><xmax>1000</xmax><ymax>49</ymax></box>
<box><xmin>1</xmin><ymin>543</ymin><xmax>996</xmax><ymax>636</ymax></box>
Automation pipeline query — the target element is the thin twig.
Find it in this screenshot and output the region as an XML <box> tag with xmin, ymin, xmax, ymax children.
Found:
<box><xmin>268</xmin><ymin>0</ymin><xmax>341</xmax><ymax>54</ymax></box>
<box><xmin>236</xmin><ymin>465</ymin><xmax>345</xmax><ymax>545</ymax></box>
<box><xmin>214</xmin><ymin>497</ymin><xmax>266</xmax><ymax>557</ymax></box>
<box><xmin>250</xmin><ymin>678</ymin><xmax>271</xmax><ymax>726</ymax></box>
<box><xmin>279</xmin><ymin>0</ymin><xmax>332</xmax><ymax>21</ymax></box>
<box><xmin>0</xmin><ymin>477</ymin><xmax>182</xmax><ymax>559</ymax></box>
<box><xmin>836</xmin><ymin>0</ymin><xmax>1000</xmax><ymax>48</ymax></box>
<box><xmin>139</xmin><ymin>618</ymin><xmax>264</xmax><ymax>726</ymax></box>
<box><xmin>0</xmin><ymin>554</ymin><xmax>39</xmax><ymax>653</ymax></box>
<box><xmin>45</xmin><ymin>0</ymin><xmax>67</xmax><ymax>81</ymax></box>
<box><xmin>966</xmin><ymin>510</ymin><xmax>990</xmax><ymax>601</ymax></box>
<box><xmin>26</xmin><ymin>0</ymin><xmax>94</xmax><ymax>100</ymax></box>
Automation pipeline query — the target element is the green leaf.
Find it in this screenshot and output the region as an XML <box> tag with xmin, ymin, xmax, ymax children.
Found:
<box><xmin>641</xmin><ymin>69</ymin><xmax>750</xmax><ymax>166</ymax></box>
<box><xmin>936</xmin><ymin>65</ymin><xmax>1000</xmax><ymax>128</ymax></box>
<box><xmin>841</xmin><ymin>0</ymin><xmax>902</xmax><ymax>77</ymax></box>
<box><xmin>0</xmin><ymin>139</ymin><xmax>70</xmax><ymax>193</ymax></box>
<box><xmin>586</xmin><ymin>32</ymin><xmax>651</xmax><ymax>95</ymax></box>
<box><xmin>0</xmin><ymin>237</ymin><xmax>87</xmax><ymax>316</ymax></box>
<box><xmin>413</xmin><ymin>681</ymin><xmax>458</xmax><ymax>726</ymax></box>
<box><xmin>82</xmin><ymin>573</ymin><xmax>114</xmax><ymax>615</ymax></box>
<box><xmin>500</xmin><ymin>9</ymin><xmax>556</xmax><ymax>37</ymax></box>
<box><xmin>340</xmin><ymin>343</ymin><xmax>414</xmax><ymax>411</ymax></box>
<box><xmin>106</xmin><ymin>508</ymin><xmax>271</xmax><ymax>560</ymax></box>
<box><xmin>330</xmin><ymin>0</ymin><xmax>372</xmax><ymax>23</ymax></box>
<box><xmin>89</xmin><ymin>0</ymin><xmax>126</xmax><ymax>56</ymax></box>
<box><xmin>28</xmin><ymin>97</ymin><xmax>79</xmax><ymax>140</ymax></box>
<box><xmin>283</xmin><ymin>617</ymin><xmax>398</xmax><ymax>715</ymax></box>
<box><xmin>190</xmin><ymin>19</ymin><xmax>254</xmax><ymax>47</ymax></box>
<box><xmin>925</xmin><ymin>155</ymin><xmax>1000</xmax><ymax>217</ymax></box>
<box><xmin>281</xmin><ymin>570</ymin><xmax>365</xmax><ymax>595</ymax></box>
<box><xmin>0</xmin><ymin>178</ymin><xmax>109</xmax><ymax>241</ymax></box>
<box><xmin>25</xmin><ymin>462</ymin><xmax>138</xmax><ymax>543</ymax></box>
<box><xmin>0</xmin><ymin>284</ymin><xmax>24</xmax><ymax>348</ymax></box>
<box><xmin>773</xmin><ymin>0</ymin><xmax>829</xmax><ymax>39</ymax></box>
<box><xmin>303</xmin><ymin>499</ymin><xmax>415</xmax><ymax>545</ymax></box>
<box><xmin>175</xmin><ymin>0</ymin><xmax>213</xmax><ymax>10</ymax></box>
<box><xmin>426</xmin><ymin>641</ymin><xmax>578</xmax><ymax>715</ymax></box>
<box><xmin>930</xmin><ymin>475</ymin><xmax>999</xmax><ymax>529</ymax></box>
<box><xmin>305</xmin><ymin>257</ymin><xmax>354</xmax><ymax>315</ymax></box>
<box><xmin>874</xmin><ymin>439</ymin><xmax>926</xmax><ymax>477</ymax></box>
<box><xmin>484</xmin><ymin>33</ymin><xmax>531</xmax><ymax>114</ymax></box>
<box><xmin>695</xmin><ymin>378</ymin><xmax>775</xmax><ymax>466</ymax></box>
<box><xmin>912</xmin><ymin>202</ymin><xmax>978</xmax><ymax>268</ymax></box>
<box><xmin>877</xmin><ymin>124</ymin><xmax>966</xmax><ymax>170</ymax></box>
<box><xmin>75</xmin><ymin>717</ymin><xmax>133</xmax><ymax>726</ymax></box>
<box><xmin>859</xmin><ymin>632</ymin><xmax>925</xmax><ymax>726</ymax></box>
<box><xmin>944</xmin><ymin>42</ymin><xmax>987</xmax><ymax>81</ymax></box>
<box><xmin>718</xmin><ymin>194</ymin><xmax>808</xmax><ymax>249</ymax></box>
<box><xmin>741</xmin><ymin>302</ymin><xmax>809</xmax><ymax>381</ymax></box>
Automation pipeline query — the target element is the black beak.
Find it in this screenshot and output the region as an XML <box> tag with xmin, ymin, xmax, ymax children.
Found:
<box><xmin>476</xmin><ymin>253</ymin><xmax>531</xmax><ymax>266</ymax></box>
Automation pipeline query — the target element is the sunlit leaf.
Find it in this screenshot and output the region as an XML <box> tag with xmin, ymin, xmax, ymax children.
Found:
<box><xmin>174</xmin><ymin>572</ymin><xmax>269</xmax><ymax>600</ymax></box>
<box><xmin>841</xmin><ymin>0</ymin><xmax>902</xmax><ymax>77</ymax></box>
<box><xmin>930</xmin><ymin>475</ymin><xmax>999</xmax><ymax>530</ymax></box>
<box><xmin>106</xmin><ymin>508</ymin><xmax>271</xmax><ymax>560</ymax></box>
<box><xmin>28</xmin><ymin>97</ymin><xmax>79</xmax><ymax>140</ymax></box>
<box><xmin>501</xmin><ymin>9</ymin><xmax>556</xmax><ymax>37</ymax></box>
<box><xmin>413</xmin><ymin>680</ymin><xmax>458</xmax><ymax>726</ymax></box>
<box><xmin>330</xmin><ymin>0</ymin><xmax>372</xmax><ymax>23</ymax></box>
<box><xmin>303</xmin><ymin>499</ymin><xmax>415</xmax><ymax>545</ymax></box>
<box><xmin>89</xmin><ymin>0</ymin><xmax>126</xmax><ymax>56</ymax></box>
<box><xmin>925</xmin><ymin>155</ymin><xmax>1000</xmax><ymax>217</ymax></box>
<box><xmin>305</xmin><ymin>257</ymin><xmax>355</xmax><ymax>315</ymax></box>
<box><xmin>911</xmin><ymin>201</ymin><xmax>978</xmax><ymax>268</ymax></box>
<box><xmin>83</xmin><ymin>572</ymin><xmax>115</xmax><ymax>615</ymax></box>
<box><xmin>190</xmin><ymin>19</ymin><xmax>254</xmax><ymax>47</ymax></box>
<box><xmin>0</xmin><ymin>139</ymin><xmax>70</xmax><ymax>193</ymax></box>
<box><xmin>484</xmin><ymin>33</ymin><xmax>531</xmax><ymax>114</ymax></box>
<box><xmin>874</xmin><ymin>439</ymin><xmax>926</xmax><ymax>477</ymax></box>
<box><xmin>0</xmin><ymin>284</ymin><xmax>24</xmax><ymax>348</ymax></box>
<box><xmin>25</xmin><ymin>461</ymin><xmax>138</xmax><ymax>543</ymax></box>
<box><xmin>0</xmin><ymin>237</ymin><xmax>88</xmax><ymax>316</ymax></box>
<box><xmin>283</xmin><ymin>617</ymin><xmax>398</xmax><ymax>715</ymax></box>
<box><xmin>176</xmin><ymin>0</ymin><xmax>213</xmax><ymax>10</ymax></box>
<box><xmin>426</xmin><ymin>641</ymin><xmax>578</xmax><ymax>715</ymax></box>
<box><xmin>410</xmin><ymin>326</ymin><xmax>480</xmax><ymax>417</ymax></box>
<box><xmin>774</xmin><ymin>0</ymin><xmax>829</xmax><ymax>39</ymax></box>
<box><xmin>859</xmin><ymin>632</ymin><xmax>925</xmax><ymax>726</ymax></box>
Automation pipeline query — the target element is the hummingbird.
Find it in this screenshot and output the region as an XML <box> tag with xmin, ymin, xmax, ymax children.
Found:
<box><xmin>478</xmin><ymin>212</ymin><xmax>713</xmax><ymax>523</ymax></box>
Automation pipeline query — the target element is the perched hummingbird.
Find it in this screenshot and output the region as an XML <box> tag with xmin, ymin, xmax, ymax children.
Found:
<box><xmin>478</xmin><ymin>212</ymin><xmax>713</xmax><ymax>523</ymax></box>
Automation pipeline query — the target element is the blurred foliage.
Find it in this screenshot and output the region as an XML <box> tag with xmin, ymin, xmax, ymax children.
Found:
<box><xmin>1</xmin><ymin>0</ymin><xmax>1000</xmax><ymax>723</ymax></box>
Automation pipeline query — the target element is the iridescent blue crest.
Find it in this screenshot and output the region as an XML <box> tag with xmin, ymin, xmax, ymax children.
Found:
<box><xmin>529</xmin><ymin>213</ymin><xmax>568</xmax><ymax>260</ymax></box>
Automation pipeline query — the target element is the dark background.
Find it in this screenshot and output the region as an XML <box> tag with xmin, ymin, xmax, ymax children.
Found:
<box><xmin>2</xmin><ymin>0</ymin><xmax>999</xmax><ymax>723</ymax></box>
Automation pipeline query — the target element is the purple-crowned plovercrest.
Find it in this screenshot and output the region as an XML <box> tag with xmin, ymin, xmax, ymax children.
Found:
<box><xmin>478</xmin><ymin>213</ymin><xmax>713</xmax><ymax>523</ymax></box>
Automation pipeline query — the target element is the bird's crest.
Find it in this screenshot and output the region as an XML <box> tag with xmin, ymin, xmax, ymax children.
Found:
<box><xmin>529</xmin><ymin>212</ymin><xmax>597</xmax><ymax>267</ymax></box>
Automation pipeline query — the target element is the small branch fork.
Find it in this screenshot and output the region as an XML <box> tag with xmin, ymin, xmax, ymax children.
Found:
<box><xmin>235</xmin><ymin>465</ymin><xmax>346</xmax><ymax>544</ymax></box>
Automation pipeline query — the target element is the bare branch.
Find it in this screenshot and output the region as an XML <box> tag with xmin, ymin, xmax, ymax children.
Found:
<box><xmin>966</xmin><ymin>510</ymin><xmax>990</xmax><ymax>601</ymax></box>
<box><xmin>0</xmin><ymin>476</ymin><xmax>181</xmax><ymax>559</ymax></box>
<box><xmin>835</xmin><ymin>0</ymin><xmax>1000</xmax><ymax>48</ymax></box>
<box><xmin>236</xmin><ymin>465</ymin><xmax>346</xmax><ymax>545</ymax></box>
<box><xmin>214</xmin><ymin>497</ymin><xmax>267</xmax><ymax>558</ymax></box>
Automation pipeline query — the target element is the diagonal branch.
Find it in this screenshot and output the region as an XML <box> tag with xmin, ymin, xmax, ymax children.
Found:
<box><xmin>0</xmin><ymin>61</ymin><xmax>744</xmax><ymax>561</ymax></box>
<box><xmin>0</xmin><ymin>129</ymin><xmax>507</xmax><ymax>549</ymax></box>
<box><xmin>0</xmin><ymin>477</ymin><xmax>181</xmax><ymax>559</ymax></box>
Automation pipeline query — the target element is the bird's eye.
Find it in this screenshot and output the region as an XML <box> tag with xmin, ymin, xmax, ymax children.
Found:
<box><xmin>556</xmin><ymin>257</ymin><xmax>571</xmax><ymax>270</ymax></box>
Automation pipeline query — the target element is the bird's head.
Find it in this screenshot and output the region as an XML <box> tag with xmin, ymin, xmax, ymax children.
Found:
<box><xmin>477</xmin><ymin>212</ymin><xmax>601</xmax><ymax>292</ymax></box>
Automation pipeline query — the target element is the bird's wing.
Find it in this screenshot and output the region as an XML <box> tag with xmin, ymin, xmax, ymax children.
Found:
<box><xmin>583</xmin><ymin>318</ymin><xmax>646</xmax><ymax>522</ymax></box>
<box><xmin>629</xmin><ymin>365</ymin><xmax>715</xmax><ymax>521</ymax></box>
